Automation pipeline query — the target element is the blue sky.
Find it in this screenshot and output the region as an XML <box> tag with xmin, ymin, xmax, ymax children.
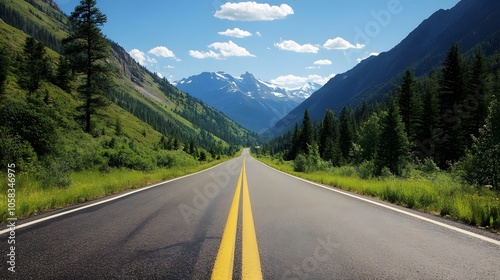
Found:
<box><xmin>57</xmin><ymin>0</ymin><xmax>460</xmax><ymax>88</ymax></box>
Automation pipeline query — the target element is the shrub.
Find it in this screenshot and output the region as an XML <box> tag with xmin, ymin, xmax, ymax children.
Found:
<box><xmin>293</xmin><ymin>154</ymin><xmax>307</xmax><ymax>172</ymax></box>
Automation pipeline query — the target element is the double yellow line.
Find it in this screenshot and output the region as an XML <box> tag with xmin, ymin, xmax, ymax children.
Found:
<box><xmin>211</xmin><ymin>159</ymin><xmax>263</xmax><ymax>280</ymax></box>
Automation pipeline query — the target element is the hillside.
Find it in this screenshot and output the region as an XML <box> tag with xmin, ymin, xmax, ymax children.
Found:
<box><xmin>267</xmin><ymin>0</ymin><xmax>500</xmax><ymax>136</ymax></box>
<box><xmin>175</xmin><ymin>71</ymin><xmax>318</xmax><ymax>132</ymax></box>
<box><xmin>0</xmin><ymin>0</ymin><xmax>255</xmax><ymax>153</ymax></box>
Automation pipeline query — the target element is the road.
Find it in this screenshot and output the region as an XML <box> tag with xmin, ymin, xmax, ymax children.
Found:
<box><xmin>1</xmin><ymin>149</ymin><xmax>500</xmax><ymax>279</ymax></box>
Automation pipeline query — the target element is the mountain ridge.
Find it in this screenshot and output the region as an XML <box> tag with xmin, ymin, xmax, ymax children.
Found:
<box><xmin>267</xmin><ymin>0</ymin><xmax>500</xmax><ymax>136</ymax></box>
<box><xmin>175</xmin><ymin>71</ymin><xmax>320</xmax><ymax>132</ymax></box>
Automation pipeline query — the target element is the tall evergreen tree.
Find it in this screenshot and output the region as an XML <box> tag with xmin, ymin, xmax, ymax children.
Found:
<box><xmin>287</xmin><ymin>122</ymin><xmax>300</xmax><ymax>160</ymax></box>
<box><xmin>63</xmin><ymin>0</ymin><xmax>111</xmax><ymax>133</ymax></box>
<box><xmin>417</xmin><ymin>72</ymin><xmax>440</xmax><ymax>161</ymax></box>
<box><xmin>464</xmin><ymin>49</ymin><xmax>489</xmax><ymax>146</ymax></box>
<box><xmin>318</xmin><ymin>109</ymin><xmax>341</xmax><ymax>164</ymax></box>
<box><xmin>20</xmin><ymin>37</ymin><xmax>48</xmax><ymax>94</ymax></box>
<box><xmin>299</xmin><ymin>109</ymin><xmax>314</xmax><ymax>155</ymax></box>
<box><xmin>375</xmin><ymin>99</ymin><xmax>409</xmax><ymax>176</ymax></box>
<box><xmin>0</xmin><ymin>47</ymin><xmax>9</xmax><ymax>94</ymax></box>
<box><xmin>398</xmin><ymin>69</ymin><xmax>422</xmax><ymax>145</ymax></box>
<box><xmin>339</xmin><ymin>106</ymin><xmax>354</xmax><ymax>162</ymax></box>
<box><xmin>437</xmin><ymin>43</ymin><xmax>468</xmax><ymax>167</ymax></box>
<box><xmin>55</xmin><ymin>56</ymin><xmax>73</xmax><ymax>92</ymax></box>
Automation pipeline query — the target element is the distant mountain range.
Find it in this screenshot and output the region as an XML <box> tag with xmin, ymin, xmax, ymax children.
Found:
<box><xmin>267</xmin><ymin>0</ymin><xmax>500</xmax><ymax>136</ymax></box>
<box><xmin>174</xmin><ymin>72</ymin><xmax>321</xmax><ymax>132</ymax></box>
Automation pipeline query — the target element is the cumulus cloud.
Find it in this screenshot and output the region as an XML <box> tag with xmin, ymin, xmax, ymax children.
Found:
<box><xmin>129</xmin><ymin>49</ymin><xmax>160</xmax><ymax>66</ymax></box>
<box><xmin>189</xmin><ymin>40</ymin><xmax>255</xmax><ymax>59</ymax></box>
<box><xmin>214</xmin><ymin>2</ymin><xmax>294</xmax><ymax>21</ymax></box>
<box><xmin>148</xmin><ymin>46</ymin><xmax>176</xmax><ymax>58</ymax></box>
<box><xmin>218</xmin><ymin>28</ymin><xmax>253</xmax><ymax>38</ymax></box>
<box><xmin>271</xmin><ymin>74</ymin><xmax>335</xmax><ymax>87</ymax></box>
<box><xmin>323</xmin><ymin>37</ymin><xmax>365</xmax><ymax>50</ymax></box>
<box><xmin>275</xmin><ymin>40</ymin><xmax>319</xmax><ymax>53</ymax></box>
<box><xmin>314</xmin><ymin>59</ymin><xmax>332</xmax><ymax>65</ymax></box>
<box><xmin>129</xmin><ymin>49</ymin><xmax>147</xmax><ymax>65</ymax></box>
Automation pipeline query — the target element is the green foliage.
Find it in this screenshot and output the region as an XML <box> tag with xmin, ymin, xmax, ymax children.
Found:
<box><xmin>461</xmin><ymin>96</ymin><xmax>500</xmax><ymax>189</ymax></box>
<box><xmin>375</xmin><ymin>99</ymin><xmax>410</xmax><ymax>176</ymax></box>
<box><xmin>299</xmin><ymin>109</ymin><xmax>314</xmax><ymax>155</ymax></box>
<box><xmin>20</xmin><ymin>36</ymin><xmax>49</xmax><ymax>94</ymax></box>
<box><xmin>318</xmin><ymin>109</ymin><xmax>341</xmax><ymax>165</ymax></box>
<box><xmin>293</xmin><ymin>154</ymin><xmax>307</xmax><ymax>172</ymax></box>
<box><xmin>63</xmin><ymin>0</ymin><xmax>111</xmax><ymax>133</ymax></box>
<box><xmin>339</xmin><ymin>106</ymin><xmax>355</xmax><ymax>162</ymax></box>
<box><xmin>0</xmin><ymin>46</ymin><xmax>9</xmax><ymax>94</ymax></box>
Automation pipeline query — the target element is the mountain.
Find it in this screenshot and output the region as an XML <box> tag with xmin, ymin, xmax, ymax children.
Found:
<box><xmin>175</xmin><ymin>72</ymin><xmax>319</xmax><ymax>132</ymax></box>
<box><xmin>267</xmin><ymin>0</ymin><xmax>500</xmax><ymax>137</ymax></box>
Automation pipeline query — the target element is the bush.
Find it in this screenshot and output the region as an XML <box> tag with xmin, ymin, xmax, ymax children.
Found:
<box><xmin>293</xmin><ymin>154</ymin><xmax>307</xmax><ymax>172</ymax></box>
<box><xmin>357</xmin><ymin>160</ymin><xmax>376</xmax><ymax>179</ymax></box>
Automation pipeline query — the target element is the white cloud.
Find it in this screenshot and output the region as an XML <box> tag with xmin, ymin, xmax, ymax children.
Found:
<box><xmin>275</xmin><ymin>40</ymin><xmax>319</xmax><ymax>53</ymax></box>
<box><xmin>357</xmin><ymin>52</ymin><xmax>380</xmax><ymax>63</ymax></box>
<box><xmin>189</xmin><ymin>40</ymin><xmax>255</xmax><ymax>59</ymax></box>
<box><xmin>255</xmin><ymin>31</ymin><xmax>262</xmax><ymax>37</ymax></box>
<box><xmin>271</xmin><ymin>74</ymin><xmax>335</xmax><ymax>87</ymax></box>
<box><xmin>129</xmin><ymin>49</ymin><xmax>147</xmax><ymax>65</ymax></box>
<box><xmin>219</xmin><ymin>28</ymin><xmax>253</xmax><ymax>38</ymax></box>
<box><xmin>156</xmin><ymin>72</ymin><xmax>164</xmax><ymax>79</ymax></box>
<box><xmin>214</xmin><ymin>2</ymin><xmax>294</xmax><ymax>21</ymax></box>
<box><xmin>148</xmin><ymin>46</ymin><xmax>176</xmax><ymax>58</ymax></box>
<box><xmin>129</xmin><ymin>49</ymin><xmax>159</xmax><ymax>66</ymax></box>
<box><xmin>314</xmin><ymin>59</ymin><xmax>332</xmax><ymax>65</ymax></box>
<box><xmin>323</xmin><ymin>37</ymin><xmax>365</xmax><ymax>50</ymax></box>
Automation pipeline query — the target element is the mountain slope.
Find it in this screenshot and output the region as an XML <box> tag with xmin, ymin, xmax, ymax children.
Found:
<box><xmin>0</xmin><ymin>0</ymin><xmax>255</xmax><ymax>150</ymax></box>
<box><xmin>175</xmin><ymin>71</ymin><xmax>319</xmax><ymax>132</ymax></box>
<box><xmin>267</xmin><ymin>0</ymin><xmax>500</xmax><ymax>136</ymax></box>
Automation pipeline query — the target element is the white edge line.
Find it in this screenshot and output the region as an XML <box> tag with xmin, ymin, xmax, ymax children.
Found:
<box><xmin>0</xmin><ymin>158</ymin><xmax>238</xmax><ymax>235</ymax></box>
<box><xmin>253</xmin><ymin>159</ymin><xmax>500</xmax><ymax>247</ymax></box>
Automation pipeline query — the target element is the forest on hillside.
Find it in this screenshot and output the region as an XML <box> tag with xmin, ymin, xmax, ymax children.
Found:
<box><xmin>255</xmin><ymin>44</ymin><xmax>500</xmax><ymax>191</ymax></box>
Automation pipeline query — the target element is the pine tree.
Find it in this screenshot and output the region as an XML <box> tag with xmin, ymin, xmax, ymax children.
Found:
<box><xmin>20</xmin><ymin>37</ymin><xmax>48</xmax><ymax>95</ymax></box>
<box><xmin>299</xmin><ymin>109</ymin><xmax>314</xmax><ymax>155</ymax></box>
<box><xmin>287</xmin><ymin>122</ymin><xmax>300</xmax><ymax>160</ymax></box>
<box><xmin>398</xmin><ymin>69</ymin><xmax>422</xmax><ymax>145</ymax></box>
<box><xmin>318</xmin><ymin>109</ymin><xmax>341</xmax><ymax>164</ymax></box>
<box><xmin>375</xmin><ymin>99</ymin><xmax>409</xmax><ymax>176</ymax></box>
<box><xmin>437</xmin><ymin>43</ymin><xmax>468</xmax><ymax>167</ymax></box>
<box><xmin>55</xmin><ymin>56</ymin><xmax>73</xmax><ymax>92</ymax></box>
<box><xmin>0</xmin><ymin>47</ymin><xmax>9</xmax><ymax>94</ymax></box>
<box><xmin>464</xmin><ymin>49</ymin><xmax>489</xmax><ymax>146</ymax></box>
<box><xmin>63</xmin><ymin>0</ymin><xmax>111</xmax><ymax>133</ymax></box>
<box><xmin>417</xmin><ymin>72</ymin><xmax>440</xmax><ymax>161</ymax></box>
<box><xmin>339</xmin><ymin>106</ymin><xmax>354</xmax><ymax>162</ymax></box>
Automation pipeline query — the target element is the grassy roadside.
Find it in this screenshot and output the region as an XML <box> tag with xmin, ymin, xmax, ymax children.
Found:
<box><xmin>0</xmin><ymin>151</ymin><xmax>241</xmax><ymax>223</ymax></box>
<box><xmin>255</xmin><ymin>155</ymin><xmax>500</xmax><ymax>231</ymax></box>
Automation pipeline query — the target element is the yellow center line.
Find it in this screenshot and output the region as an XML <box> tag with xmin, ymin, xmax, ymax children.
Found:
<box><xmin>242</xmin><ymin>159</ymin><xmax>263</xmax><ymax>279</ymax></box>
<box><xmin>211</xmin><ymin>158</ymin><xmax>263</xmax><ymax>280</ymax></box>
<box><xmin>211</xmin><ymin>163</ymin><xmax>243</xmax><ymax>280</ymax></box>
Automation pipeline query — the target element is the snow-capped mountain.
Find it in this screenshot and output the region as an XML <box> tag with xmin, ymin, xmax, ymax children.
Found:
<box><xmin>174</xmin><ymin>72</ymin><xmax>320</xmax><ymax>132</ymax></box>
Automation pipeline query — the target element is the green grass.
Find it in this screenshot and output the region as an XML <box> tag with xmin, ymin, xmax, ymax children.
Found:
<box><xmin>256</xmin><ymin>155</ymin><xmax>500</xmax><ymax>230</ymax></box>
<box><xmin>0</xmin><ymin>152</ymin><xmax>239</xmax><ymax>223</ymax></box>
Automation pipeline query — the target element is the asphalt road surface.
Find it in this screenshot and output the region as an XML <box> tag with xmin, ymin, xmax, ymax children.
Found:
<box><xmin>1</xmin><ymin>149</ymin><xmax>499</xmax><ymax>279</ymax></box>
